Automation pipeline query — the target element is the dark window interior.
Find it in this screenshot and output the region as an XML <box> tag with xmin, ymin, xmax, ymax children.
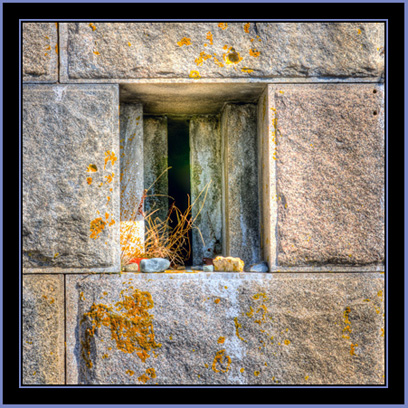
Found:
<box><xmin>167</xmin><ymin>118</ymin><xmax>192</xmax><ymax>265</ymax></box>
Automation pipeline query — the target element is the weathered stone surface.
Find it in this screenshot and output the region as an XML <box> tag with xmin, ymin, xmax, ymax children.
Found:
<box><xmin>60</xmin><ymin>23</ymin><xmax>384</xmax><ymax>81</ymax></box>
<box><xmin>213</xmin><ymin>256</ymin><xmax>245</xmax><ymax>272</ymax></box>
<box><xmin>66</xmin><ymin>273</ymin><xmax>384</xmax><ymax>384</ymax></box>
<box><xmin>23</xmin><ymin>275</ymin><xmax>64</xmax><ymax>384</ymax></box>
<box><xmin>124</xmin><ymin>263</ymin><xmax>139</xmax><ymax>272</ymax></box>
<box><xmin>273</xmin><ymin>84</ymin><xmax>384</xmax><ymax>266</ymax></box>
<box><xmin>23</xmin><ymin>84</ymin><xmax>120</xmax><ymax>272</ymax></box>
<box><xmin>140</xmin><ymin>258</ymin><xmax>170</xmax><ymax>273</ymax></box>
<box><xmin>222</xmin><ymin>104</ymin><xmax>261</xmax><ymax>266</ymax></box>
<box><xmin>120</xmin><ymin>103</ymin><xmax>144</xmax><ymax>265</ymax></box>
<box><xmin>190</xmin><ymin>116</ymin><xmax>222</xmax><ymax>265</ymax></box>
<box><xmin>143</xmin><ymin>116</ymin><xmax>168</xmax><ymax>222</ymax></box>
<box><xmin>23</xmin><ymin>22</ymin><xmax>58</xmax><ymax>82</ymax></box>
<box><xmin>248</xmin><ymin>262</ymin><xmax>269</xmax><ymax>273</ymax></box>
<box><xmin>257</xmin><ymin>85</ymin><xmax>277</xmax><ymax>268</ymax></box>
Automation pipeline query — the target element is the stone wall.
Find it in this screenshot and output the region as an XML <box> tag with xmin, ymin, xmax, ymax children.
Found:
<box><xmin>22</xmin><ymin>22</ymin><xmax>385</xmax><ymax>385</ymax></box>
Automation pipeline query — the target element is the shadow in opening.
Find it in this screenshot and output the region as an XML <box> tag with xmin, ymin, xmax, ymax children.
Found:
<box><xmin>167</xmin><ymin>118</ymin><xmax>192</xmax><ymax>266</ymax></box>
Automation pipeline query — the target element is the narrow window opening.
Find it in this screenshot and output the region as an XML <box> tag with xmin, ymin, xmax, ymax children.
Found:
<box><xmin>167</xmin><ymin>118</ymin><xmax>192</xmax><ymax>266</ymax></box>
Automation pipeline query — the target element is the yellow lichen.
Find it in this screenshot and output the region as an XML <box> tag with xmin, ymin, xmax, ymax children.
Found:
<box><xmin>177</xmin><ymin>37</ymin><xmax>191</xmax><ymax>47</ymax></box>
<box><xmin>212</xmin><ymin>349</ymin><xmax>231</xmax><ymax>373</ymax></box>
<box><xmin>89</xmin><ymin>23</ymin><xmax>96</xmax><ymax>31</ymax></box>
<box><xmin>90</xmin><ymin>217</ymin><xmax>106</xmax><ymax>239</ymax></box>
<box><xmin>244</xmin><ymin>23</ymin><xmax>250</xmax><ymax>33</ymax></box>
<box><xmin>234</xmin><ymin>317</ymin><xmax>246</xmax><ymax>342</ymax></box>
<box><xmin>87</xmin><ymin>177</ymin><xmax>92</xmax><ymax>185</ymax></box>
<box><xmin>249</xmin><ymin>48</ymin><xmax>260</xmax><ymax>57</ymax></box>
<box><xmin>240</xmin><ymin>367</ymin><xmax>245</xmax><ymax>373</ymax></box>
<box><xmin>206</xmin><ymin>31</ymin><xmax>213</xmax><ymax>45</ymax></box>
<box><xmin>254</xmin><ymin>370</ymin><xmax>260</xmax><ymax>376</ymax></box>
<box><xmin>189</xmin><ymin>70</ymin><xmax>201</xmax><ymax>79</ymax></box>
<box><xmin>217</xmin><ymin>336</ymin><xmax>225</xmax><ymax>344</ymax></box>
<box><xmin>93</xmin><ymin>51</ymin><xmax>100</xmax><ymax>56</ymax></box>
<box><xmin>350</xmin><ymin>343</ymin><xmax>358</xmax><ymax>356</ymax></box>
<box><xmin>195</xmin><ymin>51</ymin><xmax>212</xmax><ymax>66</ymax></box>
<box><xmin>87</xmin><ymin>164</ymin><xmax>98</xmax><ymax>172</ymax></box>
<box><xmin>214</xmin><ymin>298</ymin><xmax>220</xmax><ymax>304</ymax></box>
<box><xmin>283</xmin><ymin>339</ymin><xmax>291</xmax><ymax>345</ymax></box>
<box><xmin>146</xmin><ymin>367</ymin><xmax>156</xmax><ymax>379</ymax></box>
<box><xmin>218</xmin><ymin>23</ymin><xmax>228</xmax><ymax>30</ymax></box>
<box><xmin>80</xmin><ymin>288</ymin><xmax>161</xmax><ymax>369</ymax></box>
<box><xmin>241</xmin><ymin>67</ymin><xmax>254</xmax><ymax>73</ymax></box>
<box><xmin>104</xmin><ymin>151</ymin><xmax>117</xmax><ymax>169</ymax></box>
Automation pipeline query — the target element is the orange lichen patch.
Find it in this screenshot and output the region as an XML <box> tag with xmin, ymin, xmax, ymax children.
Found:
<box><xmin>241</xmin><ymin>67</ymin><xmax>254</xmax><ymax>73</ymax></box>
<box><xmin>45</xmin><ymin>45</ymin><xmax>51</xmax><ymax>51</ymax></box>
<box><xmin>214</xmin><ymin>298</ymin><xmax>220</xmax><ymax>304</ymax></box>
<box><xmin>217</xmin><ymin>336</ymin><xmax>225</xmax><ymax>344</ymax></box>
<box><xmin>104</xmin><ymin>150</ymin><xmax>117</xmax><ymax>169</ymax></box>
<box><xmin>218</xmin><ymin>23</ymin><xmax>228</xmax><ymax>30</ymax></box>
<box><xmin>222</xmin><ymin>47</ymin><xmax>243</xmax><ymax>65</ymax></box>
<box><xmin>106</xmin><ymin>196</ymin><xmax>111</xmax><ymax>204</ymax></box>
<box><xmin>54</xmin><ymin>253</ymin><xmax>59</xmax><ymax>258</ymax></box>
<box><xmin>240</xmin><ymin>367</ymin><xmax>245</xmax><ymax>373</ymax></box>
<box><xmin>86</xmin><ymin>177</ymin><xmax>92</xmax><ymax>185</ymax></box>
<box><xmin>283</xmin><ymin>339</ymin><xmax>291</xmax><ymax>345</ymax></box>
<box><xmin>213</xmin><ymin>55</ymin><xmax>224</xmax><ymax>67</ymax></box>
<box><xmin>138</xmin><ymin>374</ymin><xmax>150</xmax><ymax>383</ymax></box>
<box><xmin>212</xmin><ymin>349</ymin><xmax>231</xmax><ymax>373</ymax></box>
<box><xmin>104</xmin><ymin>172</ymin><xmax>114</xmax><ymax>184</ymax></box>
<box><xmin>189</xmin><ymin>70</ymin><xmax>201</xmax><ymax>79</ymax></box>
<box><xmin>89</xmin><ymin>23</ymin><xmax>96</xmax><ymax>31</ymax></box>
<box><xmin>127</xmin><ymin>42</ymin><xmax>131</xmax><ymax>46</ymax></box>
<box><xmin>357</xmin><ymin>28</ymin><xmax>362</xmax><ymax>34</ymax></box>
<box><xmin>377</xmin><ymin>290</ymin><xmax>383</xmax><ymax>298</ymax></box>
<box><xmin>254</xmin><ymin>370</ymin><xmax>260</xmax><ymax>376</ymax></box>
<box><xmin>305</xmin><ymin>375</ymin><xmax>309</xmax><ymax>381</ymax></box>
<box><xmin>253</xmin><ymin>293</ymin><xmax>267</xmax><ymax>300</ymax></box>
<box><xmin>80</xmin><ymin>292</ymin><xmax>85</xmax><ymax>301</ymax></box>
<box><xmin>55</xmin><ymin>44</ymin><xmax>58</xmax><ymax>54</ymax></box>
<box><xmin>80</xmin><ymin>288</ymin><xmax>161</xmax><ymax>369</ymax></box>
<box><xmin>249</xmin><ymin>48</ymin><xmax>261</xmax><ymax>57</ymax></box>
<box><xmin>195</xmin><ymin>51</ymin><xmax>212</xmax><ymax>66</ymax></box>
<box><xmin>146</xmin><ymin>367</ymin><xmax>156</xmax><ymax>378</ymax></box>
<box><xmin>90</xmin><ymin>217</ymin><xmax>106</xmax><ymax>239</ymax></box>
<box><xmin>246</xmin><ymin>306</ymin><xmax>254</xmax><ymax>318</ymax></box>
<box><xmin>87</xmin><ymin>164</ymin><xmax>98</xmax><ymax>172</ymax></box>
<box><xmin>244</xmin><ymin>23</ymin><xmax>250</xmax><ymax>33</ymax></box>
<box><xmin>102</xmin><ymin>353</ymin><xmax>109</xmax><ymax>359</ymax></box>
<box><xmin>350</xmin><ymin>343</ymin><xmax>358</xmax><ymax>356</ymax></box>
<box><xmin>381</xmin><ymin>328</ymin><xmax>384</xmax><ymax>337</ymax></box>
<box><xmin>93</xmin><ymin>51</ymin><xmax>100</xmax><ymax>56</ymax></box>
<box><xmin>206</xmin><ymin>31</ymin><xmax>213</xmax><ymax>45</ymax></box>
<box><xmin>177</xmin><ymin>37</ymin><xmax>192</xmax><ymax>47</ymax></box>
<box><xmin>234</xmin><ymin>317</ymin><xmax>246</xmax><ymax>342</ymax></box>
<box><xmin>108</xmin><ymin>219</ymin><xmax>116</xmax><ymax>227</ymax></box>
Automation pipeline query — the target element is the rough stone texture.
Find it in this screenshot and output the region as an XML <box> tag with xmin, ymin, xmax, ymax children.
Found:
<box><xmin>120</xmin><ymin>103</ymin><xmax>144</xmax><ymax>264</ymax></box>
<box><xmin>23</xmin><ymin>275</ymin><xmax>65</xmax><ymax>384</ymax></box>
<box><xmin>23</xmin><ymin>84</ymin><xmax>120</xmax><ymax>272</ymax></box>
<box><xmin>143</xmin><ymin>116</ymin><xmax>168</xmax><ymax>223</ymax></box>
<box><xmin>257</xmin><ymin>85</ymin><xmax>277</xmax><ymax>268</ymax></box>
<box><xmin>23</xmin><ymin>22</ymin><xmax>58</xmax><ymax>83</ymax></box>
<box><xmin>66</xmin><ymin>272</ymin><xmax>384</xmax><ymax>385</ymax></box>
<box><xmin>140</xmin><ymin>258</ymin><xmax>170</xmax><ymax>272</ymax></box>
<box><xmin>190</xmin><ymin>116</ymin><xmax>222</xmax><ymax>265</ymax></box>
<box><xmin>222</xmin><ymin>104</ymin><xmax>261</xmax><ymax>267</ymax></box>
<box><xmin>60</xmin><ymin>22</ymin><xmax>384</xmax><ymax>82</ymax></box>
<box><xmin>273</xmin><ymin>84</ymin><xmax>384</xmax><ymax>266</ymax></box>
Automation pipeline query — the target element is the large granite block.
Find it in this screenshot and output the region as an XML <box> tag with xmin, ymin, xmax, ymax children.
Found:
<box><xmin>272</xmin><ymin>84</ymin><xmax>384</xmax><ymax>266</ymax></box>
<box><xmin>60</xmin><ymin>22</ymin><xmax>384</xmax><ymax>82</ymax></box>
<box><xmin>23</xmin><ymin>22</ymin><xmax>58</xmax><ymax>83</ymax></box>
<box><xmin>120</xmin><ymin>104</ymin><xmax>144</xmax><ymax>265</ymax></box>
<box><xmin>23</xmin><ymin>84</ymin><xmax>120</xmax><ymax>272</ymax></box>
<box><xmin>66</xmin><ymin>272</ymin><xmax>384</xmax><ymax>384</ymax></box>
<box><xmin>222</xmin><ymin>104</ymin><xmax>261</xmax><ymax>267</ymax></box>
<box><xmin>190</xmin><ymin>116</ymin><xmax>222</xmax><ymax>264</ymax></box>
<box><xmin>23</xmin><ymin>275</ymin><xmax>65</xmax><ymax>384</ymax></box>
<box><xmin>143</xmin><ymin>116</ymin><xmax>168</xmax><ymax>222</ymax></box>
